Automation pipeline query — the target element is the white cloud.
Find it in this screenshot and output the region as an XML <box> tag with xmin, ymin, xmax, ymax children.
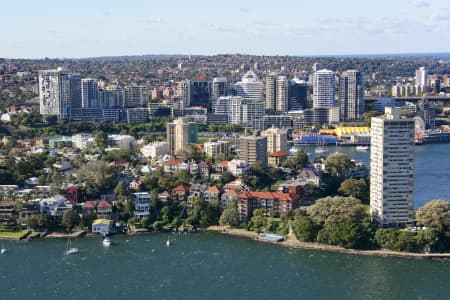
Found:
<box><xmin>409</xmin><ymin>0</ymin><xmax>430</xmax><ymax>8</ymax></box>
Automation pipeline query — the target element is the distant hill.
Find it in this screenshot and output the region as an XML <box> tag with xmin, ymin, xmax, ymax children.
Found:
<box><xmin>78</xmin><ymin>54</ymin><xmax>203</xmax><ymax>61</ymax></box>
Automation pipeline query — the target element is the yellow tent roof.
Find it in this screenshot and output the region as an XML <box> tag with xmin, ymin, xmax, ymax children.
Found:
<box><xmin>92</xmin><ymin>218</ymin><xmax>111</xmax><ymax>226</ymax></box>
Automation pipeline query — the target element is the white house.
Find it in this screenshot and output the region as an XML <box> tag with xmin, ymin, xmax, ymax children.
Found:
<box><xmin>92</xmin><ymin>218</ymin><xmax>112</xmax><ymax>234</ymax></box>
<box><xmin>132</xmin><ymin>192</ymin><xmax>150</xmax><ymax>219</ymax></box>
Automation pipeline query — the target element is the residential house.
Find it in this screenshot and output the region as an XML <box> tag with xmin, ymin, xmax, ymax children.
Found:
<box><xmin>0</xmin><ymin>201</ymin><xmax>17</xmax><ymax>224</ymax></box>
<box><xmin>204</xmin><ymin>186</ymin><xmax>222</xmax><ymax>204</ymax></box>
<box><xmin>171</xmin><ymin>185</ymin><xmax>190</xmax><ymax>203</ymax></box>
<box><xmin>268</xmin><ymin>151</ymin><xmax>289</xmax><ymax>168</ymax></box>
<box><xmin>97</xmin><ymin>200</ymin><xmax>113</xmax><ymax>220</ymax></box>
<box><xmin>132</xmin><ymin>192</ymin><xmax>150</xmax><ymax>219</ymax></box>
<box><xmin>157</xmin><ymin>191</ymin><xmax>171</xmax><ymax>205</ymax></box>
<box><xmin>92</xmin><ymin>218</ymin><xmax>112</xmax><ymax>234</ymax></box>
<box><xmin>163</xmin><ymin>159</ymin><xmax>184</xmax><ymax>174</ymax></box>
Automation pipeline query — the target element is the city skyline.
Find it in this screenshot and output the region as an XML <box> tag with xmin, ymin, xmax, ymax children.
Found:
<box><xmin>3</xmin><ymin>0</ymin><xmax>450</xmax><ymax>59</ymax></box>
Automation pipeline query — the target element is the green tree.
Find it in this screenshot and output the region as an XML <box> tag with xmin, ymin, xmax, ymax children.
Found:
<box><xmin>94</xmin><ymin>131</ymin><xmax>108</xmax><ymax>149</ymax></box>
<box><xmin>307</xmin><ymin>196</ymin><xmax>369</xmax><ymax>225</ymax></box>
<box><xmin>27</xmin><ymin>214</ymin><xmax>49</xmax><ymax>231</ymax></box>
<box><xmin>62</xmin><ymin>209</ymin><xmax>81</xmax><ymax>232</ymax></box>
<box><xmin>249</xmin><ymin>208</ymin><xmax>267</xmax><ymax>233</ymax></box>
<box><xmin>219</xmin><ymin>200</ymin><xmax>240</xmax><ymax>227</ymax></box>
<box><xmin>294</xmin><ymin>150</ymin><xmax>308</xmax><ymax>169</ymax></box>
<box><xmin>415</xmin><ymin>199</ymin><xmax>450</xmax><ymax>231</ymax></box>
<box><xmin>324</xmin><ymin>153</ymin><xmax>354</xmax><ymax>177</ymax></box>
<box><xmin>292</xmin><ymin>216</ymin><xmax>321</xmax><ymax>242</ymax></box>
<box><xmin>317</xmin><ymin>221</ymin><xmax>373</xmax><ymax>249</ymax></box>
<box><xmin>338</xmin><ymin>178</ymin><xmax>369</xmax><ymax>203</ymax></box>
<box><xmin>114</xmin><ymin>181</ymin><xmax>128</xmax><ymax>197</ymax></box>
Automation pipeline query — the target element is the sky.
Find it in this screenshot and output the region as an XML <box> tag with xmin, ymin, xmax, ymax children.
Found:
<box><xmin>2</xmin><ymin>0</ymin><xmax>450</xmax><ymax>58</ymax></box>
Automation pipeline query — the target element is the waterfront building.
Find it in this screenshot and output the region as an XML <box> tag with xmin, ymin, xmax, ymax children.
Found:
<box><xmin>39</xmin><ymin>68</ymin><xmax>81</xmax><ymax>119</ymax></box>
<box><xmin>263</xmin><ymin>114</ymin><xmax>292</xmax><ymax>130</ymax></box>
<box><xmin>415</xmin><ymin>67</ymin><xmax>428</xmax><ymax>91</ymax></box>
<box><xmin>234</xmin><ymin>70</ymin><xmax>264</xmax><ymax>101</ymax></box>
<box><xmin>313</xmin><ymin>69</ymin><xmax>335</xmax><ymax>109</ymax></box>
<box><xmin>276</xmin><ymin>76</ymin><xmax>289</xmax><ymax>112</ymax></box>
<box><xmin>132</xmin><ymin>192</ymin><xmax>150</xmax><ymax>219</ymax></box>
<box><xmin>81</xmin><ymin>78</ymin><xmax>99</xmax><ymax>108</ymax></box>
<box><xmin>261</xmin><ymin>127</ymin><xmax>288</xmax><ymax>154</ymax></box>
<box><xmin>239</xmin><ymin>135</ymin><xmax>267</xmax><ymax>167</ymax></box>
<box><xmin>339</xmin><ymin>70</ymin><xmax>364</xmax><ymax>121</ymax></box>
<box><xmin>166</xmin><ymin>117</ymin><xmax>198</xmax><ymax>156</ymax></box>
<box><xmin>265</xmin><ymin>72</ymin><xmax>277</xmax><ymax>111</ymax></box>
<box><xmin>370</xmin><ymin>107</ymin><xmax>415</xmax><ymax>227</ymax></box>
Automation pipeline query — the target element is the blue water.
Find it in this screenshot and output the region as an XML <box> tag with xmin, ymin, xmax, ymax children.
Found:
<box><xmin>297</xmin><ymin>143</ymin><xmax>450</xmax><ymax>208</ymax></box>
<box><xmin>0</xmin><ymin>233</ymin><xmax>449</xmax><ymax>300</ymax></box>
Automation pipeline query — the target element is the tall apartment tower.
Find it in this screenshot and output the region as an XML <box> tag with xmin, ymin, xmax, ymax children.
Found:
<box><xmin>288</xmin><ymin>78</ymin><xmax>308</xmax><ymax>110</ymax></box>
<box><xmin>81</xmin><ymin>78</ymin><xmax>99</xmax><ymax>108</ymax></box>
<box><xmin>313</xmin><ymin>69</ymin><xmax>335</xmax><ymax>108</ymax></box>
<box><xmin>370</xmin><ymin>107</ymin><xmax>415</xmax><ymax>228</ymax></box>
<box><xmin>261</xmin><ymin>127</ymin><xmax>288</xmax><ymax>154</ymax></box>
<box><xmin>211</xmin><ymin>77</ymin><xmax>227</xmax><ymax>112</ymax></box>
<box><xmin>234</xmin><ymin>70</ymin><xmax>264</xmax><ymax>101</ymax></box>
<box><xmin>415</xmin><ymin>67</ymin><xmax>428</xmax><ymax>91</ymax></box>
<box><xmin>39</xmin><ymin>68</ymin><xmax>81</xmax><ymax>119</ymax></box>
<box><xmin>339</xmin><ymin>70</ymin><xmax>364</xmax><ymax>121</ymax></box>
<box><xmin>276</xmin><ymin>76</ymin><xmax>289</xmax><ymax>112</ymax></box>
<box><xmin>166</xmin><ymin>117</ymin><xmax>198</xmax><ymax>156</ymax></box>
<box><xmin>124</xmin><ymin>86</ymin><xmax>147</xmax><ymax>108</ymax></box>
<box><xmin>176</xmin><ymin>80</ymin><xmax>191</xmax><ymax>108</ymax></box>
<box><xmin>239</xmin><ymin>135</ymin><xmax>268</xmax><ymax>167</ymax></box>
<box><xmin>265</xmin><ymin>73</ymin><xmax>277</xmax><ymax>111</ymax></box>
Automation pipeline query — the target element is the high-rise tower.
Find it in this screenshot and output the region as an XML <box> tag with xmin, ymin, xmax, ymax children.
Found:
<box><xmin>370</xmin><ymin>107</ymin><xmax>415</xmax><ymax>227</ymax></box>
<box><xmin>339</xmin><ymin>70</ymin><xmax>364</xmax><ymax>121</ymax></box>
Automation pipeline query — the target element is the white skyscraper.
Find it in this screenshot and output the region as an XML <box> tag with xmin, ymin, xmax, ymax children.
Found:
<box><xmin>370</xmin><ymin>107</ymin><xmax>415</xmax><ymax>228</ymax></box>
<box><xmin>313</xmin><ymin>69</ymin><xmax>335</xmax><ymax>108</ymax></box>
<box><xmin>234</xmin><ymin>70</ymin><xmax>264</xmax><ymax>101</ymax></box>
<box><xmin>276</xmin><ymin>75</ymin><xmax>288</xmax><ymax>112</ymax></box>
<box><xmin>39</xmin><ymin>68</ymin><xmax>81</xmax><ymax>119</ymax></box>
<box><xmin>415</xmin><ymin>67</ymin><xmax>428</xmax><ymax>91</ymax></box>
<box><xmin>176</xmin><ymin>80</ymin><xmax>191</xmax><ymax>108</ymax></box>
<box><xmin>81</xmin><ymin>78</ymin><xmax>99</xmax><ymax>108</ymax></box>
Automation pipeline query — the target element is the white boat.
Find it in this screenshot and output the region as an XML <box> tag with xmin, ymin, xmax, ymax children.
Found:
<box><xmin>1</xmin><ymin>241</ymin><xmax>6</xmax><ymax>254</ymax></box>
<box><xmin>288</xmin><ymin>147</ymin><xmax>298</xmax><ymax>153</ymax></box>
<box><xmin>166</xmin><ymin>237</ymin><xmax>171</xmax><ymax>247</ymax></box>
<box><xmin>356</xmin><ymin>146</ymin><xmax>369</xmax><ymax>151</ymax></box>
<box><xmin>65</xmin><ymin>239</ymin><xmax>79</xmax><ymax>255</ymax></box>
<box><xmin>103</xmin><ymin>237</ymin><xmax>112</xmax><ymax>247</ymax></box>
<box><xmin>315</xmin><ymin>147</ymin><xmax>328</xmax><ymax>154</ymax></box>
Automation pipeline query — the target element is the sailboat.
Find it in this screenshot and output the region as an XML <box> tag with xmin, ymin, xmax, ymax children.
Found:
<box><xmin>1</xmin><ymin>241</ymin><xmax>6</xmax><ymax>254</ymax></box>
<box><xmin>65</xmin><ymin>239</ymin><xmax>79</xmax><ymax>255</ymax></box>
<box><xmin>166</xmin><ymin>237</ymin><xmax>171</xmax><ymax>247</ymax></box>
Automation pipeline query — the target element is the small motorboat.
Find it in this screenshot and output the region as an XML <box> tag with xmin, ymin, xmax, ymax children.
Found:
<box><xmin>315</xmin><ymin>147</ymin><xmax>328</xmax><ymax>154</ymax></box>
<box><xmin>356</xmin><ymin>145</ymin><xmax>369</xmax><ymax>151</ymax></box>
<box><xmin>166</xmin><ymin>237</ymin><xmax>171</xmax><ymax>247</ymax></box>
<box><xmin>103</xmin><ymin>237</ymin><xmax>112</xmax><ymax>247</ymax></box>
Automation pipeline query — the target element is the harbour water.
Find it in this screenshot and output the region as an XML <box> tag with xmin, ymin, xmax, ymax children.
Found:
<box><xmin>296</xmin><ymin>143</ymin><xmax>450</xmax><ymax>208</ymax></box>
<box><xmin>1</xmin><ymin>233</ymin><xmax>449</xmax><ymax>300</ymax></box>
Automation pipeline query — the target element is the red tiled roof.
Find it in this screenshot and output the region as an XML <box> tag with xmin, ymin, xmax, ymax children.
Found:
<box><xmin>224</xmin><ymin>189</ymin><xmax>238</xmax><ymax>196</ymax></box>
<box><xmin>83</xmin><ymin>201</ymin><xmax>97</xmax><ymax>208</ymax></box>
<box><xmin>269</xmin><ymin>151</ymin><xmax>289</xmax><ymax>157</ymax></box>
<box><xmin>216</xmin><ymin>161</ymin><xmax>228</xmax><ymax>168</ymax></box>
<box><xmin>172</xmin><ymin>184</ymin><xmax>189</xmax><ymax>192</ymax></box>
<box><xmin>97</xmin><ymin>200</ymin><xmax>113</xmax><ymax>208</ymax></box>
<box><xmin>165</xmin><ymin>159</ymin><xmax>184</xmax><ymax>165</ymax></box>
<box><xmin>206</xmin><ymin>186</ymin><xmax>220</xmax><ymax>193</ymax></box>
<box><xmin>238</xmin><ymin>191</ymin><xmax>299</xmax><ymax>201</ymax></box>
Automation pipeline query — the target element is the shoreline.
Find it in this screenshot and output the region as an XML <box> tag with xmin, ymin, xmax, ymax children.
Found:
<box><xmin>205</xmin><ymin>226</ymin><xmax>450</xmax><ymax>260</ymax></box>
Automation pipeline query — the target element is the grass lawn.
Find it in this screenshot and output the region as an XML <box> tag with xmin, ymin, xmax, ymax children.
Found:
<box><xmin>0</xmin><ymin>230</ymin><xmax>30</xmax><ymax>239</ymax></box>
